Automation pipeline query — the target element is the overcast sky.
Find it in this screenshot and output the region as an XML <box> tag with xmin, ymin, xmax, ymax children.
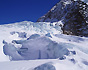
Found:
<box><xmin>0</xmin><ymin>0</ymin><xmax>60</xmax><ymax>24</ymax></box>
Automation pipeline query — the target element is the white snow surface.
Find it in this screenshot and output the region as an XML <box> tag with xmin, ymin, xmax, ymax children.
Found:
<box><xmin>0</xmin><ymin>21</ymin><xmax>88</xmax><ymax>70</ymax></box>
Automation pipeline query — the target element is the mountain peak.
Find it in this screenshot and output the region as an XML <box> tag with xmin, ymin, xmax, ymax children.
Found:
<box><xmin>37</xmin><ymin>0</ymin><xmax>88</xmax><ymax>37</ymax></box>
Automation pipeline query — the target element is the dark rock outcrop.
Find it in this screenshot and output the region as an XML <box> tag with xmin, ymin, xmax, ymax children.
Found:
<box><xmin>37</xmin><ymin>0</ymin><xmax>88</xmax><ymax>37</ymax></box>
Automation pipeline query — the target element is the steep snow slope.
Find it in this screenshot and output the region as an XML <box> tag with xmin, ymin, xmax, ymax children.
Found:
<box><xmin>0</xmin><ymin>21</ymin><xmax>88</xmax><ymax>70</ymax></box>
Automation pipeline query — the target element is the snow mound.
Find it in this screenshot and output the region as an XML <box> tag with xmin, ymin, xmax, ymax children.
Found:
<box><xmin>34</xmin><ymin>63</ymin><xmax>56</xmax><ymax>70</ymax></box>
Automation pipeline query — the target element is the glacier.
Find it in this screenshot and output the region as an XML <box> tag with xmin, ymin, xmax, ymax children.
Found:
<box><xmin>0</xmin><ymin>0</ymin><xmax>88</xmax><ymax>70</ymax></box>
<box><xmin>0</xmin><ymin>21</ymin><xmax>88</xmax><ymax>70</ymax></box>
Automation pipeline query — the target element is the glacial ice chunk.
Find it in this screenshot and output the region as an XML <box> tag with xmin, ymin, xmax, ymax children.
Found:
<box><xmin>45</xmin><ymin>33</ymin><xmax>52</xmax><ymax>38</ymax></box>
<box><xmin>3</xmin><ymin>42</ymin><xmax>23</xmax><ymax>60</ymax></box>
<box><xmin>3</xmin><ymin>36</ymin><xmax>70</xmax><ymax>60</ymax></box>
<box><xmin>10</xmin><ymin>31</ymin><xmax>27</xmax><ymax>38</ymax></box>
<box><xmin>27</xmin><ymin>34</ymin><xmax>40</xmax><ymax>40</ymax></box>
<box><xmin>12</xmin><ymin>40</ymin><xmax>26</xmax><ymax>44</ymax></box>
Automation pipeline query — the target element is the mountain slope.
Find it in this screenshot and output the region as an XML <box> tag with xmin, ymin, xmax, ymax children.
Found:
<box><xmin>37</xmin><ymin>0</ymin><xmax>88</xmax><ymax>37</ymax></box>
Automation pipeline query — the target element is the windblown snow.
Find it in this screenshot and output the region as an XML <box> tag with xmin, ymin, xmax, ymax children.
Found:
<box><xmin>0</xmin><ymin>21</ymin><xmax>88</xmax><ymax>70</ymax></box>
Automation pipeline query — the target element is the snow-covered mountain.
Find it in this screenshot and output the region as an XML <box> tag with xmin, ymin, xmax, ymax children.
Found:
<box><xmin>0</xmin><ymin>0</ymin><xmax>88</xmax><ymax>70</ymax></box>
<box><xmin>0</xmin><ymin>21</ymin><xmax>88</xmax><ymax>70</ymax></box>
<box><xmin>37</xmin><ymin>0</ymin><xmax>88</xmax><ymax>37</ymax></box>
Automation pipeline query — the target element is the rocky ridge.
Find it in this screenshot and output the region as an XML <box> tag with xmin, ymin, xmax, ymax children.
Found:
<box><xmin>37</xmin><ymin>0</ymin><xmax>88</xmax><ymax>37</ymax></box>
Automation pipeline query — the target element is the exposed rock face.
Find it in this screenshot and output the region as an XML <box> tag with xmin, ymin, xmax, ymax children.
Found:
<box><xmin>37</xmin><ymin>0</ymin><xmax>88</xmax><ymax>37</ymax></box>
